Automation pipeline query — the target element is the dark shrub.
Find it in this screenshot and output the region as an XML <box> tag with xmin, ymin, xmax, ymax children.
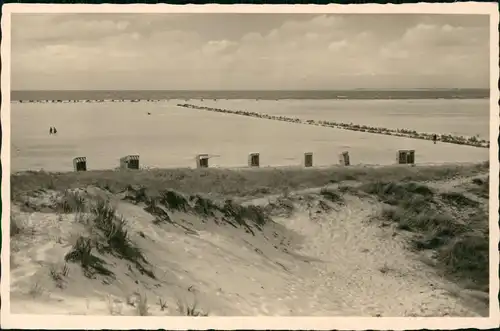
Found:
<box><xmin>191</xmin><ymin>194</ymin><xmax>221</xmax><ymax>217</ymax></box>
<box><xmin>319</xmin><ymin>188</ymin><xmax>343</xmax><ymax>203</ymax></box>
<box><xmin>440</xmin><ymin>191</ymin><xmax>480</xmax><ymax>208</ymax></box>
<box><xmin>159</xmin><ymin>190</ymin><xmax>190</xmax><ymax>212</ymax></box>
<box><xmin>64</xmin><ymin>236</ymin><xmax>114</xmax><ymax>278</ymax></box>
<box><xmin>438</xmin><ymin>234</ymin><xmax>489</xmax><ymax>291</ymax></box>
<box><xmin>55</xmin><ymin>191</ymin><xmax>86</xmax><ymax>213</ymax></box>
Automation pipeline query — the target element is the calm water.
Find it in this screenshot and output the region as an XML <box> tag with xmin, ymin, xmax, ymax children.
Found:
<box><xmin>10</xmin><ymin>99</ymin><xmax>490</xmax><ymax>172</ymax></box>
<box><xmin>11</xmin><ymin>89</ymin><xmax>489</xmax><ymax>101</ymax></box>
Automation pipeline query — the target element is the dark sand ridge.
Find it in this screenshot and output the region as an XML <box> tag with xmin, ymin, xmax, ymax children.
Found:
<box><xmin>9</xmin><ymin>162</ymin><xmax>489</xmax><ymax>316</ymax></box>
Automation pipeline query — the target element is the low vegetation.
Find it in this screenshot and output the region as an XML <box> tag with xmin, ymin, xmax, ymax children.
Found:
<box><xmin>11</xmin><ymin>161</ymin><xmax>488</xmax><ymax>199</ymax></box>
<box><xmin>265</xmin><ymin>196</ymin><xmax>295</xmax><ymax>217</ymax></box>
<box><xmin>135</xmin><ymin>292</ymin><xmax>149</xmax><ymax>316</ymax></box>
<box><xmin>9</xmin><ymin>162</ymin><xmax>490</xmax><ymax>315</ymax></box>
<box><xmin>319</xmin><ymin>187</ymin><xmax>343</xmax><ymax>203</ymax></box>
<box><xmin>190</xmin><ymin>194</ymin><xmax>221</xmax><ymax>217</ymax></box>
<box><xmin>54</xmin><ymin>190</ymin><xmax>86</xmax><ymax>213</ymax></box>
<box><xmin>10</xmin><ymin>215</ymin><xmax>23</xmax><ymax>237</ymax></box>
<box><xmin>141</xmin><ymin>189</ymin><xmax>271</xmax><ymax>233</ymax></box>
<box><xmin>63</xmin><ymin>197</ymin><xmax>154</xmax><ymax>279</ymax></box>
<box><xmin>49</xmin><ymin>263</ymin><xmax>69</xmax><ymax>289</ymax></box>
<box><xmin>28</xmin><ymin>282</ymin><xmax>44</xmax><ymax>298</ymax></box>
<box><xmin>177</xmin><ymin>299</ymin><xmax>209</xmax><ymax>316</ymax></box>
<box><xmin>362</xmin><ymin>180</ymin><xmax>488</xmax><ymax>292</ymax></box>
<box><xmin>439</xmin><ymin>191</ymin><xmax>480</xmax><ymax>208</ymax></box>
<box><xmin>65</xmin><ymin>235</ymin><xmax>115</xmax><ymax>278</ymax></box>
<box><xmin>469</xmin><ymin>176</ymin><xmax>489</xmax><ymax>199</ymax></box>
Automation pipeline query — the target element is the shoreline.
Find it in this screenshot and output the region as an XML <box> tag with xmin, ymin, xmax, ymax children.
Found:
<box><xmin>11</xmin><ymin>96</ymin><xmax>489</xmax><ymax>103</ymax></box>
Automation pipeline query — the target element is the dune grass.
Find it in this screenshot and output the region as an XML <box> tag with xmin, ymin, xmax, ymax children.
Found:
<box><xmin>362</xmin><ymin>180</ymin><xmax>489</xmax><ymax>292</ymax></box>
<box><xmin>177</xmin><ymin>299</ymin><xmax>209</xmax><ymax>316</ymax></box>
<box><xmin>265</xmin><ymin>196</ymin><xmax>295</xmax><ymax>217</ymax></box>
<box><xmin>11</xmin><ymin>162</ymin><xmax>490</xmax><ymax>298</ymax></box>
<box><xmin>319</xmin><ymin>187</ymin><xmax>344</xmax><ymax>203</ymax></box>
<box><xmin>11</xmin><ymin>162</ymin><xmax>488</xmax><ymax>200</ymax></box>
<box><xmin>190</xmin><ymin>194</ymin><xmax>221</xmax><ymax>217</ymax></box>
<box><xmin>91</xmin><ymin>200</ymin><xmax>144</xmax><ymax>261</ymax></box>
<box><xmin>49</xmin><ymin>263</ymin><xmax>70</xmax><ymax>289</ymax></box>
<box><xmin>54</xmin><ymin>190</ymin><xmax>86</xmax><ymax>213</ymax></box>
<box><xmin>138</xmin><ymin>188</ymin><xmax>271</xmax><ymax>231</ymax></box>
<box><xmin>439</xmin><ymin>191</ymin><xmax>480</xmax><ymax>208</ymax></box>
<box><xmin>135</xmin><ymin>293</ymin><xmax>149</xmax><ymax>316</ymax></box>
<box><xmin>63</xmin><ymin>197</ymin><xmax>154</xmax><ymax>279</ymax></box>
<box><xmin>65</xmin><ymin>235</ymin><xmax>115</xmax><ymax>278</ymax></box>
<box><xmin>469</xmin><ymin>176</ymin><xmax>490</xmax><ymax>199</ymax></box>
<box><xmin>10</xmin><ymin>215</ymin><xmax>23</xmax><ymax>237</ymax></box>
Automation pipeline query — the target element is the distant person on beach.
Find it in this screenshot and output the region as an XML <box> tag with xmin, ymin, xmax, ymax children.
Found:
<box><xmin>49</xmin><ymin>127</ymin><xmax>53</xmax><ymax>135</ymax></box>
<box><xmin>53</xmin><ymin>127</ymin><xmax>58</xmax><ymax>135</ymax></box>
<box><xmin>432</xmin><ymin>134</ymin><xmax>437</xmax><ymax>144</ymax></box>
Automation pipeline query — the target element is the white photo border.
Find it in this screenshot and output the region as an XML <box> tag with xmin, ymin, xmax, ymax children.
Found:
<box><xmin>1</xmin><ymin>2</ymin><xmax>499</xmax><ymax>329</ymax></box>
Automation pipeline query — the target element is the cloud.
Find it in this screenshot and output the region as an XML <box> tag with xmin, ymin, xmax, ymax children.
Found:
<box><xmin>328</xmin><ymin>40</ymin><xmax>348</xmax><ymax>52</ymax></box>
<box><xmin>11</xmin><ymin>13</ymin><xmax>490</xmax><ymax>90</ymax></box>
<box><xmin>401</xmin><ymin>23</ymin><xmax>488</xmax><ymax>49</ymax></box>
<box><xmin>202</xmin><ymin>40</ymin><xmax>237</xmax><ymax>56</ymax></box>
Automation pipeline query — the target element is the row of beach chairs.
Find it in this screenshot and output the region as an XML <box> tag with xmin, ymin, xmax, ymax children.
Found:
<box><xmin>72</xmin><ymin>150</ymin><xmax>416</xmax><ymax>172</ymax></box>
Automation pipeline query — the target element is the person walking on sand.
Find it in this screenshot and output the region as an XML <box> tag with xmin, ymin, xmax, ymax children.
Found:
<box><xmin>49</xmin><ymin>127</ymin><xmax>53</xmax><ymax>135</ymax></box>
<box><xmin>432</xmin><ymin>134</ymin><xmax>437</xmax><ymax>144</ymax></box>
<box><xmin>53</xmin><ymin>127</ymin><xmax>58</xmax><ymax>135</ymax></box>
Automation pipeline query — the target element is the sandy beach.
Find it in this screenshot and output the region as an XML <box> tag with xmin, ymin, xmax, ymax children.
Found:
<box><xmin>11</xmin><ymin>99</ymin><xmax>489</xmax><ymax>172</ymax></box>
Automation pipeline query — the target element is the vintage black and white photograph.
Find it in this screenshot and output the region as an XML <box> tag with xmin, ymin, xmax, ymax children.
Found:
<box><xmin>1</xmin><ymin>2</ymin><xmax>499</xmax><ymax>329</ymax></box>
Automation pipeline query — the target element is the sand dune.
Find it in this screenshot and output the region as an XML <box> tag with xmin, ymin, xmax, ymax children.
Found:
<box><xmin>9</xmin><ymin>164</ymin><xmax>489</xmax><ymax>317</ymax></box>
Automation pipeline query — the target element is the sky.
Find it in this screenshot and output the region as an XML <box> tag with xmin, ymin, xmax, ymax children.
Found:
<box><xmin>11</xmin><ymin>13</ymin><xmax>490</xmax><ymax>90</ymax></box>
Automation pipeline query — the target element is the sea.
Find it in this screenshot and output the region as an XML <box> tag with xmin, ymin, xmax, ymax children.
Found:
<box><xmin>11</xmin><ymin>89</ymin><xmax>489</xmax><ymax>101</ymax></box>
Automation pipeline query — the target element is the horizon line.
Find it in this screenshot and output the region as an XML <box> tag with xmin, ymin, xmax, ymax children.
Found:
<box><xmin>11</xmin><ymin>88</ymin><xmax>490</xmax><ymax>92</ymax></box>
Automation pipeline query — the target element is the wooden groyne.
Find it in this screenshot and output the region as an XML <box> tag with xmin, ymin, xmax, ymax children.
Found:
<box><xmin>177</xmin><ymin>103</ymin><xmax>489</xmax><ymax>149</ymax></box>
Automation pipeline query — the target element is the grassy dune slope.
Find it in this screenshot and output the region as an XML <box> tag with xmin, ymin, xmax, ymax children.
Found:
<box><xmin>9</xmin><ymin>162</ymin><xmax>490</xmax><ymax>316</ymax></box>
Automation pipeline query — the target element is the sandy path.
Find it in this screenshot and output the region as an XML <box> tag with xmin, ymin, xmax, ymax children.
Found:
<box><xmin>272</xmin><ymin>195</ymin><xmax>479</xmax><ymax>316</ymax></box>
